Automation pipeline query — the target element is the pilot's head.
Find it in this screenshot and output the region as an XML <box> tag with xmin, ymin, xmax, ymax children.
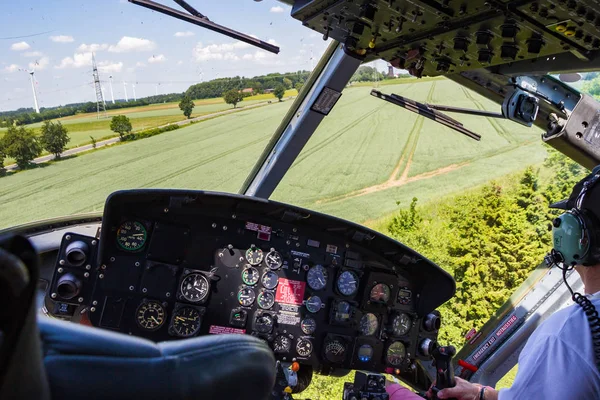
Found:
<box><xmin>550</xmin><ymin>165</ymin><xmax>600</xmax><ymax>269</ymax></box>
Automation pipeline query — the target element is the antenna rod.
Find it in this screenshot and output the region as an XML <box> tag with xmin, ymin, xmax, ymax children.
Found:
<box><xmin>29</xmin><ymin>72</ymin><xmax>40</xmax><ymax>113</ymax></box>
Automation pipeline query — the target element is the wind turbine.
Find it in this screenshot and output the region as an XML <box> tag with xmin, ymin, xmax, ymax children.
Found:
<box><xmin>123</xmin><ymin>81</ymin><xmax>129</xmax><ymax>102</ymax></box>
<box><xmin>132</xmin><ymin>82</ymin><xmax>137</xmax><ymax>101</ymax></box>
<box><xmin>20</xmin><ymin>61</ymin><xmax>40</xmax><ymax>113</ymax></box>
<box><xmin>108</xmin><ymin>75</ymin><xmax>115</xmax><ymax>104</ymax></box>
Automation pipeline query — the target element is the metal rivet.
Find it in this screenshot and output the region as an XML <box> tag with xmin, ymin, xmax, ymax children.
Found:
<box><xmin>232</xmin><ymin>214</ymin><xmax>237</xmax><ymax>219</ymax></box>
<box><xmin>142</xmin><ymin>288</ymin><xmax>147</xmax><ymax>293</ymax></box>
<box><xmin>59</xmin><ymin>259</ymin><xmax>65</xmax><ymax>265</ymax></box>
<box><xmin>286</xmin><ymin>240</ymin><xmax>291</xmax><ymax>245</ymax></box>
<box><xmin>92</xmin><ymin>300</ymin><xmax>98</xmax><ymax>306</ymax></box>
<box><xmin>135</xmin><ymin>262</ymin><xmax>140</xmax><ymax>267</ymax></box>
<box><xmin>78</xmin><ymin>297</ymin><xmax>84</xmax><ymax>303</ymax></box>
<box><xmin>101</xmin><ymin>265</ymin><xmax>106</xmax><ymax>270</ymax></box>
<box><xmin>166</xmin><ymin>292</ymin><xmax>171</xmax><ymax>297</ymax></box>
<box><xmin>65</xmin><ymin>235</ymin><xmax>72</xmax><ymax>240</ymax></box>
<box><xmin>51</xmin><ymin>293</ymin><xmax>57</xmax><ymax>299</ymax></box>
<box><xmin>110</xmin><ymin>257</ymin><xmax>115</xmax><ymax>262</ymax></box>
<box><xmin>293</xmin><ymin>228</ymin><xmax>297</xmax><ymax>233</ymax></box>
<box><xmin>223</xmin><ymin>226</ymin><xmax>228</xmax><ymax>231</ymax></box>
<box><xmin>164</xmin><ymin>208</ymin><xmax>169</xmax><ymax>213</ymax></box>
<box><xmin>85</xmin><ymin>265</ymin><xmax>91</xmax><ymax>270</ymax></box>
<box><xmin>99</xmin><ymin>274</ymin><xmax>104</xmax><ymax>279</ymax></box>
<box><xmin>212</xmin><ymin>223</ymin><xmax>217</xmax><ymax>228</ymax></box>
<box><xmin>90</xmin><ymin>307</ymin><xmax>96</xmax><ymax>312</ymax></box>
<box><xmin>84</xmin><ymin>272</ymin><xmax>90</xmax><ymax>278</ymax></box>
<box><xmin>296</xmin><ymin>243</ymin><xmax>300</xmax><ymax>247</ymax></box>
<box><xmin>346</xmin><ymin>244</ymin><xmax>350</xmax><ymax>248</ymax></box>
<box><xmin>239</xmin><ymin>256</ymin><xmax>245</xmax><ymax>262</ymax></box>
<box><xmin>91</xmin><ymin>240</ymin><xmax>97</xmax><ymax>245</ymax></box>
<box><xmin>130</xmin><ymin>286</ymin><xmax>135</xmax><ymax>291</ymax></box>
<box><xmin>57</xmin><ymin>267</ymin><xmax>64</xmax><ymax>273</ymax></box>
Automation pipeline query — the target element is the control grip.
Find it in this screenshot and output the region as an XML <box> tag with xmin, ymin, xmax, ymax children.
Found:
<box><xmin>431</xmin><ymin>345</ymin><xmax>457</xmax><ymax>400</ymax></box>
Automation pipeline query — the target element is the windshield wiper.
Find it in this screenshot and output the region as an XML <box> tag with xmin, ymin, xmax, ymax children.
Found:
<box><xmin>370</xmin><ymin>89</ymin><xmax>482</xmax><ymax>141</ymax></box>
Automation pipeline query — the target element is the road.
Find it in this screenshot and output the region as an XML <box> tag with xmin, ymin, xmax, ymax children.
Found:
<box><xmin>4</xmin><ymin>100</ymin><xmax>273</xmax><ymax>172</ymax></box>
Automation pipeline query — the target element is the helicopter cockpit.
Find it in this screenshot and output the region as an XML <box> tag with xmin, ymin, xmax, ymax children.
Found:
<box><xmin>2</xmin><ymin>0</ymin><xmax>600</xmax><ymax>399</ymax></box>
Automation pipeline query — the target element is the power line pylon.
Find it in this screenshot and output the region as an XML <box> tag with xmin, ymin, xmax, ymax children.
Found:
<box><xmin>92</xmin><ymin>53</ymin><xmax>107</xmax><ymax>119</ymax></box>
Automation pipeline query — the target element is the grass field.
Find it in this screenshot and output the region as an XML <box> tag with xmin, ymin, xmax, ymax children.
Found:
<box><xmin>0</xmin><ymin>79</ymin><xmax>547</xmax><ymax>230</ymax></box>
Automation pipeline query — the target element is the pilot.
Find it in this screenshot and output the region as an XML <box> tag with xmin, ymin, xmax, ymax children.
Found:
<box><xmin>385</xmin><ymin>166</ymin><xmax>600</xmax><ymax>400</ymax></box>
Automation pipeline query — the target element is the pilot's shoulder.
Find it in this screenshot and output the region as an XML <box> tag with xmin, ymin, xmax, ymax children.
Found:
<box><xmin>535</xmin><ymin>298</ymin><xmax>600</xmax><ymax>339</ymax></box>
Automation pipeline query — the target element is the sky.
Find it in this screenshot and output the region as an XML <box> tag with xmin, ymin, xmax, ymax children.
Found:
<box><xmin>0</xmin><ymin>0</ymin><xmax>333</xmax><ymax>111</ymax></box>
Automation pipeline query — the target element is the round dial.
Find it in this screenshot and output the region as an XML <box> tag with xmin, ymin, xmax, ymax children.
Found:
<box><xmin>392</xmin><ymin>313</ymin><xmax>412</xmax><ymax>336</ymax></box>
<box><xmin>324</xmin><ymin>338</ymin><xmax>347</xmax><ymax>363</ymax></box>
<box><xmin>296</xmin><ymin>338</ymin><xmax>313</xmax><ymax>357</ymax></box>
<box><xmin>255</xmin><ymin>313</ymin><xmax>274</xmax><ymax>334</ymax></box>
<box><xmin>370</xmin><ymin>283</ymin><xmax>391</xmax><ymax>303</ymax></box>
<box><xmin>238</xmin><ymin>287</ymin><xmax>256</xmax><ymax>306</ymax></box>
<box><xmin>261</xmin><ymin>270</ymin><xmax>279</xmax><ymax>290</ymax></box>
<box><xmin>273</xmin><ymin>335</ymin><xmax>292</xmax><ymax>353</ymax></box>
<box><xmin>386</xmin><ymin>341</ymin><xmax>406</xmax><ymax>366</ymax></box>
<box><xmin>300</xmin><ymin>317</ymin><xmax>317</xmax><ymax>335</ymax></box>
<box><xmin>360</xmin><ymin>313</ymin><xmax>379</xmax><ymax>336</ymax></box>
<box><xmin>307</xmin><ymin>265</ymin><xmax>328</xmax><ymax>290</ymax></box>
<box><xmin>265</xmin><ymin>250</ymin><xmax>283</xmax><ymax>270</ymax></box>
<box><xmin>180</xmin><ymin>273</ymin><xmax>210</xmax><ymax>303</ymax></box>
<box><xmin>337</xmin><ymin>270</ymin><xmax>359</xmax><ymax>296</ymax></box>
<box><xmin>116</xmin><ymin>221</ymin><xmax>147</xmax><ymax>251</ymax></box>
<box><xmin>257</xmin><ymin>289</ymin><xmax>275</xmax><ymax>309</ymax></box>
<box><xmin>358</xmin><ymin>344</ymin><xmax>374</xmax><ymax>362</ymax></box>
<box><xmin>242</xmin><ymin>266</ymin><xmax>260</xmax><ymax>285</ymax></box>
<box><xmin>333</xmin><ymin>301</ymin><xmax>352</xmax><ymax>322</ymax></box>
<box><xmin>305</xmin><ymin>295</ymin><xmax>322</xmax><ymax>313</ymax></box>
<box><xmin>171</xmin><ymin>307</ymin><xmax>202</xmax><ymax>337</ymax></box>
<box><xmin>136</xmin><ymin>300</ymin><xmax>166</xmax><ymax>331</ymax></box>
<box><xmin>245</xmin><ymin>245</ymin><xmax>264</xmax><ymax>265</ymax></box>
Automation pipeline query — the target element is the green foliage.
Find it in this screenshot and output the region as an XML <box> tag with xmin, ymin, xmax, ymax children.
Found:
<box><xmin>40</xmin><ymin>121</ymin><xmax>70</xmax><ymax>159</ymax></box>
<box><xmin>133</xmin><ymin>123</ymin><xmax>180</xmax><ymax>140</ymax></box>
<box><xmin>582</xmin><ymin>78</ymin><xmax>600</xmax><ymax>97</ymax></box>
<box><xmin>178</xmin><ymin>95</ymin><xmax>195</xmax><ymax>119</ymax></box>
<box><xmin>90</xmin><ymin>136</ymin><xmax>97</xmax><ymax>149</ymax></box>
<box><xmin>223</xmin><ymin>89</ymin><xmax>244</xmax><ymax>108</ymax></box>
<box><xmin>283</xmin><ymin>77</ymin><xmax>293</xmax><ymax>89</ymax></box>
<box><xmin>274</xmin><ymin>84</ymin><xmax>286</xmax><ymax>101</ymax></box>
<box><xmin>110</xmin><ymin>115</ymin><xmax>132</xmax><ymax>141</ymax></box>
<box><xmin>0</xmin><ymin>126</ymin><xmax>42</xmax><ymax>169</ymax></box>
<box><xmin>350</xmin><ymin>66</ymin><xmax>385</xmax><ymax>83</ymax></box>
<box><xmin>295</xmin><ymin>82</ymin><xmax>304</xmax><ymax>92</ymax></box>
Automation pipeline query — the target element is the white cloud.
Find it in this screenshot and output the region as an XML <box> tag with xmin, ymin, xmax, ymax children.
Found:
<box><xmin>23</xmin><ymin>51</ymin><xmax>43</xmax><ymax>57</ymax></box>
<box><xmin>135</xmin><ymin>61</ymin><xmax>146</xmax><ymax>68</ymax></box>
<box><xmin>240</xmin><ymin>50</ymin><xmax>279</xmax><ymax>65</ymax></box>
<box><xmin>192</xmin><ymin>41</ymin><xmax>251</xmax><ymax>62</ymax></box>
<box><xmin>50</xmin><ymin>35</ymin><xmax>74</xmax><ymax>43</ymax></box>
<box><xmin>55</xmin><ymin>53</ymin><xmax>92</xmax><ymax>69</ymax></box>
<box><xmin>270</xmin><ymin>6</ymin><xmax>284</xmax><ymax>13</ymax></box>
<box><xmin>267</xmin><ymin>39</ymin><xmax>280</xmax><ymax>47</ymax></box>
<box><xmin>177</xmin><ymin>60</ymin><xmax>183</xmax><ymax>65</ymax></box>
<box><xmin>174</xmin><ymin>31</ymin><xmax>194</xmax><ymax>37</ymax></box>
<box><xmin>98</xmin><ymin>61</ymin><xmax>123</xmax><ymax>73</ymax></box>
<box><xmin>3</xmin><ymin>64</ymin><xmax>20</xmax><ymax>73</ymax></box>
<box><xmin>148</xmin><ymin>54</ymin><xmax>166</xmax><ymax>63</ymax></box>
<box><xmin>11</xmin><ymin>41</ymin><xmax>30</xmax><ymax>51</ymax></box>
<box><xmin>78</xmin><ymin>43</ymin><xmax>109</xmax><ymax>52</ymax></box>
<box><xmin>108</xmin><ymin>36</ymin><xmax>156</xmax><ymax>53</ymax></box>
<box><xmin>30</xmin><ymin>57</ymin><xmax>50</xmax><ymax>70</ymax></box>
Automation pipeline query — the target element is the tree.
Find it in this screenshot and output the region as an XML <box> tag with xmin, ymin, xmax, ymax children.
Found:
<box><xmin>274</xmin><ymin>84</ymin><xmax>286</xmax><ymax>102</ymax></box>
<box><xmin>283</xmin><ymin>77</ymin><xmax>293</xmax><ymax>89</ymax></box>
<box><xmin>0</xmin><ymin>126</ymin><xmax>42</xmax><ymax>169</ymax></box>
<box><xmin>179</xmin><ymin>95</ymin><xmax>195</xmax><ymax>119</ymax></box>
<box><xmin>295</xmin><ymin>82</ymin><xmax>304</xmax><ymax>92</ymax></box>
<box><xmin>350</xmin><ymin>66</ymin><xmax>385</xmax><ymax>83</ymax></box>
<box><xmin>110</xmin><ymin>115</ymin><xmax>133</xmax><ymax>141</ymax></box>
<box><xmin>40</xmin><ymin>120</ymin><xmax>70</xmax><ymax>159</ymax></box>
<box><xmin>223</xmin><ymin>89</ymin><xmax>244</xmax><ymax>108</ymax></box>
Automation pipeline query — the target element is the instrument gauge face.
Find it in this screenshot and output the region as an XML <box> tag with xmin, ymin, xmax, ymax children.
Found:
<box><xmin>254</xmin><ymin>313</ymin><xmax>274</xmax><ymax>334</ymax></box>
<box><xmin>238</xmin><ymin>287</ymin><xmax>256</xmax><ymax>306</ymax></box>
<box><xmin>337</xmin><ymin>270</ymin><xmax>359</xmax><ymax>296</ymax></box>
<box><xmin>305</xmin><ymin>295</ymin><xmax>322</xmax><ymax>313</ymax></box>
<box><xmin>242</xmin><ymin>266</ymin><xmax>260</xmax><ymax>285</ymax></box>
<box><xmin>116</xmin><ymin>221</ymin><xmax>147</xmax><ymax>251</ymax></box>
<box><xmin>273</xmin><ymin>335</ymin><xmax>292</xmax><ymax>353</ymax></box>
<box><xmin>245</xmin><ymin>245</ymin><xmax>264</xmax><ymax>265</ymax></box>
<box><xmin>180</xmin><ymin>273</ymin><xmax>210</xmax><ymax>303</ymax></box>
<box><xmin>392</xmin><ymin>313</ymin><xmax>412</xmax><ymax>336</ymax></box>
<box><xmin>261</xmin><ymin>271</ymin><xmax>279</xmax><ymax>290</ymax></box>
<box><xmin>307</xmin><ymin>265</ymin><xmax>328</xmax><ymax>290</ymax></box>
<box><xmin>136</xmin><ymin>300</ymin><xmax>166</xmax><ymax>331</ymax></box>
<box><xmin>369</xmin><ymin>283</ymin><xmax>391</xmax><ymax>303</ymax></box>
<box><xmin>296</xmin><ymin>338</ymin><xmax>313</xmax><ymax>357</ymax></box>
<box><xmin>265</xmin><ymin>250</ymin><xmax>283</xmax><ymax>270</ymax></box>
<box><xmin>324</xmin><ymin>338</ymin><xmax>347</xmax><ymax>363</ymax></box>
<box><xmin>386</xmin><ymin>341</ymin><xmax>406</xmax><ymax>366</ymax></box>
<box><xmin>357</xmin><ymin>344</ymin><xmax>373</xmax><ymax>362</ymax></box>
<box><xmin>359</xmin><ymin>313</ymin><xmax>379</xmax><ymax>336</ymax></box>
<box><xmin>257</xmin><ymin>289</ymin><xmax>275</xmax><ymax>309</ymax></box>
<box><xmin>300</xmin><ymin>317</ymin><xmax>317</xmax><ymax>335</ymax></box>
<box><xmin>171</xmin><ymin>307</ymin><xmax>202</xmax><ymax>337</ymax></box>
<box><xmin>333</xmin><ymin>301</ymin><xmax>352</xmax><ymax>322</ymax></box>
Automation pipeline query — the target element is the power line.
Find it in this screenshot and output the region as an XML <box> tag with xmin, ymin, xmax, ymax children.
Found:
<box><xmin>0</xmin><ymin>29</ymin><xmax>56</xmax><ymax>40</ymax></box>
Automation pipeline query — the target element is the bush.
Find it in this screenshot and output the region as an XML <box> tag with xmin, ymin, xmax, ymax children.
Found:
<box><xmin>110</xmin><ymin>115</ymin><xmax>133</xmax><ymax>141</ymax></box>
<box><xmin>0</xmin><ymin>126</ymin><xmax>42</xmax><ymax>169</ymax></box>
<box><xmin>134</xmin><ymin>123</ymin><xmax>180</xmax><ymax>140</ymax></box>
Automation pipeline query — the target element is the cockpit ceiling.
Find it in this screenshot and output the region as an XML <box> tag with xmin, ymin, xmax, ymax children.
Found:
<box><xmin>289</xmin><ymin>0</ymin><xmax>600</xmax><ymax>77</ymax></box>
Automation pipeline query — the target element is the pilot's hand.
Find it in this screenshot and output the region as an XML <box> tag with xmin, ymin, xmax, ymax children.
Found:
<box><xmin>436</xmin><ymin>377</ymin><xmax>480</xmax><ymax>400</ymax></box>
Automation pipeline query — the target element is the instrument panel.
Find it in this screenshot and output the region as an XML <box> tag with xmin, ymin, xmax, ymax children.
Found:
<box><xmin>47</xmin><ymin>190</ymin><xmax>454</xmax><ymax>386</ymax></box>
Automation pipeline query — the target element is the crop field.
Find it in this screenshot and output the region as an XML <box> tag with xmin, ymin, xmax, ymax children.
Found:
<box><xmin>0</xmin><ymin>79</ymin><xmax>547</xmax><ymax>230</ymax></box>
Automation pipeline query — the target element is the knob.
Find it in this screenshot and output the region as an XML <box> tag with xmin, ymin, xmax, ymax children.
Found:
<box><xmin>419</xmin><ymin>338</ymin><xmax>435</xmax><ymax>356</ymax></box>
<box><xmin>56</xmin><ymin>273</ymin><xmax>82</xmax><ymax>300</ymax></box>
<box><xmin>424</xmin><ymin>313</ymin><xmax>441</xmax><ymax>331</ymax></box>
<box><xmin>65</xmin><ymin>241</ymin><xmax>89</xmax><ymax>266</ymax></box>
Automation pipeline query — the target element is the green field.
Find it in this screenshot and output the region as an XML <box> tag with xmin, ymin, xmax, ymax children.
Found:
<box><xmin>0</xmin><ymin>79</ymin><xmax>547</xmax><ymax>230</ymax></box>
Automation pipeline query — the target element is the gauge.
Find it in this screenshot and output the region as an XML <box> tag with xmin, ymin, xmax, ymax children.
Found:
<box><xmin>300</xmin><ymin>317</ymin><xmax>317</xmax><ymax>335</ymax></box>
<box><xmin>386</xmin><ymin>341</ymin><xmax>406</xmax><ymax>366</ymax></box>
<box><xmin>296</xmin><ymin>338</ymin><xmax>313</xmax><ymax>357</ymax></box>
<box><xmin>357</xmin><ymin>344</ymin><xmax>374</xmax><ymax>362</ymax></box>
<box><xmin>369</xmin><ymin>283</ymin><xmax>391</xmax><ymax>303</ymax></box>
<box><xmin>257</xmin><ymin>289</ymin><xmax>275</xmax><ymax>309</ymax></box>
<box><xmin>307</xmin><ymin>265</ymin><xmax>328</xmax><ymax>290</ymax></box>
<box><xmin>360</xmin><ymin>313</ymin><xmax>379</xmax><ymax>336</ymax></box>
<box><xmin>116</xmin><ymin>221</ymin><xmax>147</xmax><ymax>251</ymax></box>
<box><xmin>261</xmin><ymin>270</ymin><xmax>279</xmax><ymax>290</ymax></box>
<box><xmin>171</xmin><ymin>307</ymin><xmax>202</xmax><ymax>337</ymax></box>
<box><xmin>324</xmin><ymin>338</ymin><xmax>347</xmax><ymax>363</ymax></box>
<box><xmin>392</xmin><ymin>313</ymin><xmax>412</xmax><ymax>337</ymax></box>
<box><xmin>265</xmin><ymin>250</ymin><xmax>283</xmax><ymax>270</ymax></box>
<box><xmin>254</xmin><ymin>313</ymin><xmax>274</xmax><ymax>334</ymax></box>
<box><xmin>305</xmin><ymin>295</ymin><xmax>322</xmax><ymax>313</ymax></box>
<box><xmin>246</xmin><ymin>245</ymin><xmax>264</xmax><ymax>265</ymax></box>
<box><xmin>242</xmin><ymin>266</ymin><xmax>260</xmax><ymax>285</ymax></box>
<box><xmin>180</xmin><ymin>273</ymin><xmax>210</xmax><ymax>303</ymax></box>
<box><xmin>136</xmin><ymin>300</ymin><xmax>166</xmax><ymax>331</ymax></box>
<box><xmin>397</xmin><ymin>287</ymin><xmax>412</xmax><ymax>305</ymax></box>
<box><xmin>238</xmin><ymin>287</ymin><xmax>256</xmax><ymax>307</ymax></box>
<box><xmin>337</xmin><ymin>270</ymin><xmax>359</xmax><ymax>296</ymax></box>
<box><xmin>273</xmin><ymin>335</ymin><xmax>292</xmax><ymax>353</ymax></box>
<box><xmin>333</xmin><ymin>301</ymin><xmax>352</xmax><ymax>322</ymax></box>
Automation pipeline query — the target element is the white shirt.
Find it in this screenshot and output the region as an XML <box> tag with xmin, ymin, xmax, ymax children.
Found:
<box><xmin>499</xmin><ymin>292</ymin><xmax>600</xmax><ymax>399</ymax></box>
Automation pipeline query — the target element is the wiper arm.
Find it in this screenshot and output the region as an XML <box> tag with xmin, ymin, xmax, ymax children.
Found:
<box><xmin>426</xmin><ymin>104</ymin><xmax>505</xmax><ymax>119</ymax></box>
<box><xmin>370</xmin><ymin>90</ymin><xmax>481</xmax><ymax>141</ymax></box>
